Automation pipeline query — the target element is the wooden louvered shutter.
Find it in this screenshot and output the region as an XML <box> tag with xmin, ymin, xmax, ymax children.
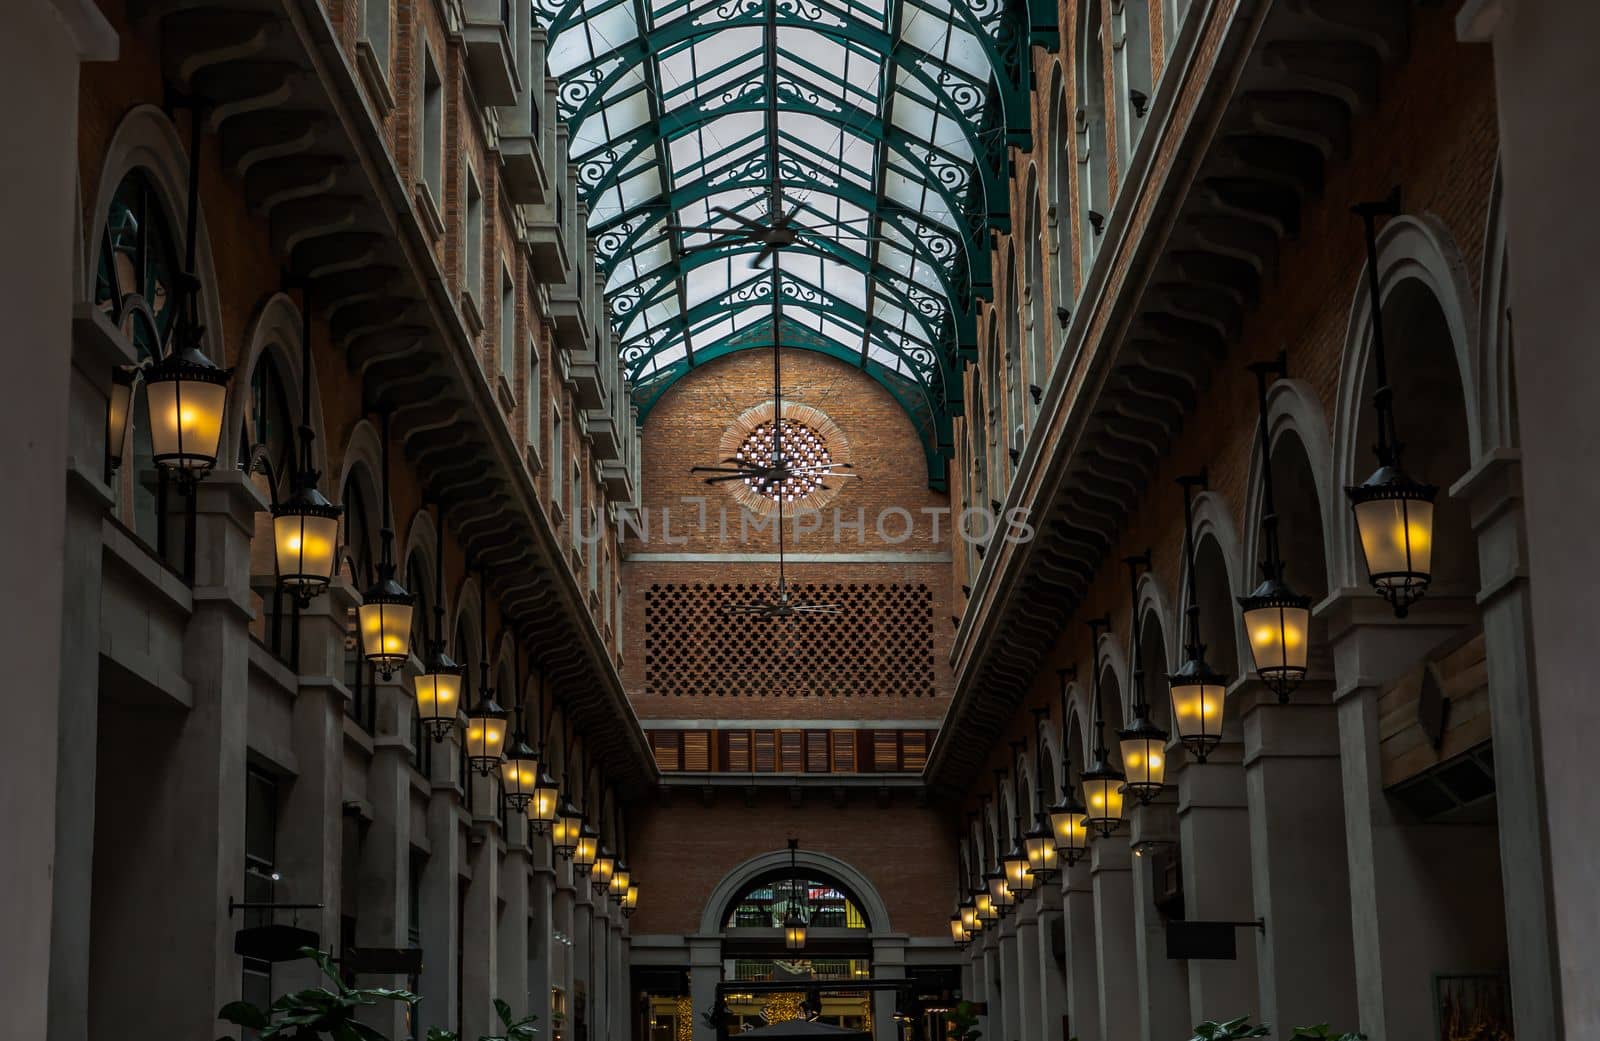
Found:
<box><xmin>650</xmin><ymin>731</ymin><xmax>681</xmax><ymax>771</ymax></box>
<box><xmin>754</xmin><ymin>731</ymin><xmax>777</xmax><ymax>772</ymax></box>
<box><xmin>779</xmin><ymin>731</ymin><xmax>805</xmax><ymax>773</ymax></box>
<box><xmin>872</xmin><ymin>731</ymin><xmax>900</xmax><ymax>772</ymax></box>
<box><xmin>683</xmin><ymin>731</ymin><xmax>711</xmax><ymax>772</ymax></box>
<box><xmin>806</xmin><ymin>732</ymin><xmax>829</xmax><ymax>773</ymax></box>
<box><xmin>831</xmin><ymin>730</ymin><xmax>856</xmax><ymax>773</ymax></box>
<box><xmin>726</xmin><ymin>730</ymin><xmax>751</xmax><ymax>772</ymax></box>
<box><xmin>901</xmin><ymin>731</ymin><xmax>929</xmax><ymax>772</ymax></box>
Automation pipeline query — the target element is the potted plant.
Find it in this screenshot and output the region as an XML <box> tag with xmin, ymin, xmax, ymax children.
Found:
<box><xmin>216</xmin><ymin>947</ymin><xmax>417</xmax><ymax>1041</ymax></box>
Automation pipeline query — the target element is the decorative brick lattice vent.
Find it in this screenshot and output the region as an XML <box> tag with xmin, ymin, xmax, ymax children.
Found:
<box><xmin>643</xmin><ymin>582</ymin><xmax>935</xmax><ymax>697</ymax></box>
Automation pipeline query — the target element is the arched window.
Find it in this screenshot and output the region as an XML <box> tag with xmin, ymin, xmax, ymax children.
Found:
<box><xmin>1076</xmin><ymin>0</ymin><xmax>1110</xmax><ymax>280</ymax></box>
<box><xmin>984</xmin><ymin>325</ymin><xmax>1005</xmax><ymax>504</ymax></box>
<box><xmin>1112</xmin><ymin>0</ymin><xmax>1152</xmax><ymax>159</ymax></box>
<box><xmin>1024</xmin><ymin>182</ymin><xmax>1049</xmax><ymax>404</ymax></box>
<box><xmin>342</xmin><ymin>476</ymin><xmax>378</xmax><ymax>732</ymax></box>
<box><xmin>406</xmin><ymin>549</ymin><xmax>434</xmax><ymax>773</ymax></box>
<box><xmin>1004</xmin><ymin>267</ymin><xmax>1026</xmax><ymax>463</ymax></box>
<box><xmin>245</xmin><ymin>352</ymin><xmax>297</xmax><ymax>507</ymax></box>
<box><xmin>1049</xmin><ymin>80</ymin><xmax>1075</xmax><ymax>306</ymax></box>
<box><xmin>724</xmin><ymin>873</ymin><xmax>869</xmax><ymax>931</ymax></box>
<box><xmin>95</xmin><ymin>170</ymin><xmax>181</xmax><ymax>554</ymax></box>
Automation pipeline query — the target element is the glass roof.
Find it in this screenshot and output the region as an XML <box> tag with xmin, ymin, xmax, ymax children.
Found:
<box><xmin>538</xmin><ymin>0</ymin><xmax>1043</xmax><ymax>488</ymax></box>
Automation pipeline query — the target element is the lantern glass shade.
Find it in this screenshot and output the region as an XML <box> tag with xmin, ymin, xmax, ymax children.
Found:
<box><xmin>144</xmin><ymin>348</ymin><xmax>230</xmax><ymax>474</ymax></box>
<box><xmin>528</xmin><ymin>771</ymin><xmax>561</xmax><ymax>831</ymax></box>
<box><xmin>784</xmin><ymin>911</ymin><xmax>808</xmax><ymax>950</ymax></box>
<box><xmin>622</xmin><ymin>883</ymin><xmax>639</xmax><ymax>916</ymax></box>
<box><xmin>499</xmin><ymin>743</ymin><xmax>539</xmax><ymax>811</ymax></box>
<box><xmin>463</xmin><ymin>696</ymin><xmax>509</xmax><ymax>774</ymax></box>
<box><xmin>959</xmin><ymin>901</ymin><xmax>979</xmax><ymax>934</ymax></box>
<box><xmin>1080</xmin><ymin>764</ymin><xmax>1126</xmax><ymax>837</ymax></box>
<box><xmin>1348</xmin><ymin>468</ymin><xmax>1437</xmax><ymax>616</ymax></box>
<box><xmin>1117</xmin><ymin>717</ymin><xmax>1168</xmax><ymax>805</ymax></box>
<box><xmin>1048</xmin><ymin>798</ymin><xmax>1090</xmax><ymax>863</ymax></box>
<box><xmin>272</xmin><ymin>485</ymin><xmax>341</xmax><ymax>601</ymax></box>
<box><xmin>573</xmin><ymin>826</ymin><xmax>599</xmax><ymax>873</ymax></box>
<box><xmin>358</xmin><ymin>577</ymin><xmax>415</xmax><ymax>677</ymax></box>
<box><xmin>974</xmin><ymin>890</ymin><xmax>996</xmax><ymax>922</ymax></box>
<box><xmin>1003</xmin><ymin>844</ymin><xmax>1034</xmax><ymax>893</ymax></box>
<box><xmin>1240</xmin><ymin>578</ymin><xmax>1312</xmax><ymax>699</ymax></box>
<box><xmin>107</xmin><ymin>366</ymin><xmax>137</xmax><ymax>469</ymax></box>
<box><xmin>552</xmin><ymin>801</ymin><xmax>583</xmax><ymax>858</ymax></box>
<box><xmin>592</xmin><ymin>850</ymin><xmax>616</xmax><ymax>896</ymax></box>
<box><xmin>986</xmin><ymin>870</ymin><xmax>1013</xmax><ymax>912</ymax></box>
<box><xmin>1025</xmin><ymin>825</ymin><xmax>1058</xmax><ymax>881</ymax></box>
<box><xmin>949</xmin><ymin>915</ymin><xmax>968</xmax><ymax>945</ymax></box>
<box><xmin>611</xmin><ymin>862</ymin><xmax>632</xmax><ymax>898</ymax></box>
<box><xmin>413</xmin><ymin>654</ymin><xmax>463</xmax><ymax>740</ymax></box>
<box><xmin>1168</xmin><ymin>656</ymin><xmax>1228</xmax><ymax>761</ymax></box>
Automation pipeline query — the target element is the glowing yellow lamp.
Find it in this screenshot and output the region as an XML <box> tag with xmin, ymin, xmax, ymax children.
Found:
<box><xmin>144</xmin><ymin>345</ymin><xmax>230</xmax><ymax>476</ymax></box>
<box><xmin>1168</xmin><ymin>654</ymin><xmax>1228</xmax><ymax>762</ymax></box>
<box><xmin>1239</xmin><ymin>575</ymin><xmax>1312</xmax><ymax>701</ymax></box>
<box><xmin>1349</xmin><ymin>468</ymin><xmax>1437</xmax><ymax>618</ymax></box>
<box><xmin>272</xmin><ymin>483</ymin><xmax>341</xmax><ymax>605</ymax></box>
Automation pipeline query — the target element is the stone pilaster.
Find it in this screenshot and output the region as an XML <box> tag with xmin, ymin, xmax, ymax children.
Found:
<box><xmin>1128</xmin><ymin>795</ymin><xmax>1189</xmax><ymax>1041</ymax></box>
<box><xmin>1177</xmin><ymin>743</ymin><xmax>1260</xmax><ymax>1022</ymax></box>
<box><xmin>1090</xmin><ymin>837</ymin><xmax>1139</xmax><ymax>1041</ymax></box>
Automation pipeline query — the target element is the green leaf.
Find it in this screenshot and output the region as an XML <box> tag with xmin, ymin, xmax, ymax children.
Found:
<box><xmin>218</xmin><ymin>1001</ymin><xmax>271</xmax><ymax>1030</ymax></box>
<box><xmin>425</xmin><ymin>1028</ymin><xmax>461</xmax><ymax>1041</ymax></box>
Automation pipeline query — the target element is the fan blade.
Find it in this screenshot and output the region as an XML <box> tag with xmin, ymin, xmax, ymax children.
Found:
<box><xmin>703</xmin><ymin>473</ymin><xmax>755</xmax><ymax>484</ymax></box>
<box><xmin>712</xmin><ymin>206</ymin><xmax>766</xmax><ymax>230</ymax></box>
<box><xmin>750</xmin><ymin>242</ymin><xmax>775</xmax><ymax>268</ymax></box>
<box><xmin>688</xmin><ymin>466</ymin><xmax>752</xmax><ymax>474</ymax></box>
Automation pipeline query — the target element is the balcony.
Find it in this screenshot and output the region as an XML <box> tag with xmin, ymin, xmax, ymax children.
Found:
<box><xmin>522</xmin><ymin>119</ymin><xmax>571</xmax><ymax>281</ymax></box>
<box><xmin>462</xmin><ymin>0</ymin><xmax>519</xmax><ymax>106</ymax></box>
<box><xmin>549</xmin><ymin>229</ymin><xmax>593</xmax><ymax>355</ymax></box>
<box><xmin>498</xmin><ymin>29</ymin><xmax>549</xmax><ymax>205</ymax></box>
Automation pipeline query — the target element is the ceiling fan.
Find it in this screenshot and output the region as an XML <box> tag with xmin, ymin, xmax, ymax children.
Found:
<box><xmin>669</xmin><ymin>196</ymin><xmax>893</xmax><ymax>268</ymax></box>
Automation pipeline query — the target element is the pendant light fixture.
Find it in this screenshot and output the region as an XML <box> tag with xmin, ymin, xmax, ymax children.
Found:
<box><xmin>414</xmin><ymin>502</ymin><xmax>463</xmax><ymax>740</ymax></box>
<box><xmin>358</xmin><ymin>410</ymin><xmax>414</xmax><ymax>678</ymax></box>
<box><xmin>959</xmin><ymin>827</ymin><xmax>982</xmax><ymax>938</ymax></box>
<box><xmin>105</xmin><ymin>365</ymin><xmax>138</xmax><ymax>480</ymax></box>
<box><xmin>271</xmin><ymin>279</ymin><xmax>342</xmax><ymax>605</ymax></box>
<box><xmin>621</xmin><ymin>883</ymin><xmax>639</xmax><ymax>918</ymax></box>
<box><xmin>1080</xmin><ymin>618</ymin><xmax>1126</xmax><ymax>837</ymax></box>
<box><xmin>987</xmin><ymin>772</ymin><xmax>1017</xmax><ymax>916</ymax></box>
<box><xmin>1023</xmin><ymin>707</ymin><xmax>1059</xmax><ymax>884</ymax></box>
<box><xmin>1046</xmin><ymin>668</ymin><xmax>1090</xmax><ymax>866</ymax></box>
<box><xmin>572</xmin><ymin>762</ymin><xmax>600</xmax><ymax>876</ymax></box>
<box><xmin>1239</xmin><ymin>352</ymin><xmax>1313</xmax><ymax>700</ymax></box>
<box><xmin>463</xmin><ymin>574</ymin><xmax>508</xmax><ymax>775</ymax></box>
<box><xmin>952</xmin><ymin>838</ymin><xmax>976</xmax><ymax>946</ymax></box>
<box><xmin>1168</xmin><ymin>472</ymin><xmax>1229</xmax><ymax>761</ymax></box>
<box><xmin>1003</xmin><ymin>746</ymin><xmax>1035</xmax><ymax>897</ymax></box>
<box><xmin>1117</xmin><ymin>552</ymin><xmax>1168</xmax><ymax>805</ymax></box>
<box><xmin>1347</xmin><ymin>188</ymin><xmax>1437</xmax><ymax>618</ymax></box>
<box><xmin>500</xmin><ymin>649</ymin><xmax>539</xmax><ymax>812</ymax></box>
<box><xmin>967</xmin><ymin>809</ymin><xmax>996</xmax><ymax>927</ymax></box>
<box><xmin>552</xmin><ymin>724</ymin><xmax>583</xmax><ymax>860</ymax></box>
<box><xmin>783</xmin><ymin>839</ymin><xmax>808</xmax><ymax>950</ymax></box>
<box><xmin>591</xmin><ymin>785</ymin><xmax>616</xmax><ymax>896</ymax></box>
<box><xmin>144</xmin><ymin>102</ymin><xmax>230</xmax><ymax>483</ymax></box>
<box><xmin>527</xmin><ymin>667</ymin><xmax>561</xmax><ymax>834</ymax></box>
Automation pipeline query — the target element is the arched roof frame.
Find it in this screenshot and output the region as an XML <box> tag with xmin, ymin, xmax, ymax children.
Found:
<box><xmin>545</xmin><ymin>0</ymin><xmax>1030</xmax><ymax>490</ymax></box>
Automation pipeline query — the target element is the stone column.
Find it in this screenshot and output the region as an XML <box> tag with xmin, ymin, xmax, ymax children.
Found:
<box><xmin>500</xmin><ymin>820</ymin><xmax>532</xmax><ymax>1018</ymax></box>
<box><xmin>359</xmin><ymin>657</ymin><xmax>419</xmax><ymax>1040</ymax></box>
<box><xmin>1240</xmin><ymin>682</ymin><xmax>1358</xmax><ymax>1034</ymax></box>
<box><xmin>462</xmin><ymin>823</ymin><xmax>504</xmax><ymax>1041</ymax></box>
<box><xmin>1326</xmin><ymin>595</ymin><xmax>1501</xmax><ymax>1041</ymax></box>
<box><xmin>1061</xmin><ymin>861</ymin><xmax>1100</xmax><ymax>1041</ymax></box>
<box><xmin>1454</xmin><ymin>452</ymin><xmax>1563</xmax><ymax>1041</ymax></box>
<box><xmin>419</xmin><ymin>736</ymin><xmax>466</xmax><ymax>1037</ymax></box>
<box><xmin>611</xmin><ymin>920</ymin><xmax>630</xmax><ymax>1041</ymax></box>
<box><xmin>688</xmin><ymin>936</ymin><xmax>722</xmax><ymax>1041</ymax></box>
<box><xmin>1090</xmin><ymin>838</ymin><xmax>1139</xmax><ymax>1041</ymax></box>
<box><xmin>6</xmin><ymin>6</ymin><xmax>115</xmax><ymax>1038</ymax></box>
<box><xmin>1128</xmin><ymin>798</ymin><xmax>1188</xmax><ymax>1041</ymax></box>
<box><xmin>871</xmin><ymin>936</ymin><xmax>907</xmax><ymax>1041</ymax></box>
<box><xmin>1013</xmin><ymin>900</ymin><xmax>1042</xmax><ymax>1041</ymax></box>
<box><xmin>529</xmin><ymin>836</ymin><xmax>558</xmax><ymax>1034</ymax></box>
<box><xmin>999</xmin><ymin>915</ymin><xmax>1022</xmax><ymax>1041</ymax></box>
<box><xmin>1177</xmin><ymin>744</ymin><xmax>1259</xmax><ymax>1023</ymax></box>
<box><xmin>981</xmin><ymin>928</ymin><xmax>1006</xmax><ymax>1041</ymax></box>
<box><xmin>553</xmin><ymin>865</ymin><xmax>576</xmax><ymax>1039</ymax></box>
<box><xmin>589</xmin><ymin>899</ymin><xmax>611</xmax><ymax>1041</ymax></box>
<box><xmin>1460</xmin><ymin>2</ymin><xmax>1600</xmax><ymax>1033</ymax></box>
<box><xmin>572</xmin><ymin>885</ymin><xmax>594</xmax><ymax>1039</ymax></box>
<box><xmin>1033</xmin><ymin>885</ymin><xmax>1067</xmax><ymax>1041</ymax></box>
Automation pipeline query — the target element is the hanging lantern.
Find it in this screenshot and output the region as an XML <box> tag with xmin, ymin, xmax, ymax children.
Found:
<box><xmin>500</xmin><ymin>736</ymin><xmax>539</xmax><ymax>811</ymax></box>
<box><xmin>464</xmin><ymin>691</ymin><xmax>509</xmax><ymax>775</ymax></box>
<box><xmin>273</xmin><ymin>481</ymin><xmax>342</xmax><ymax>606</ymax></box>
<box><xmin>1024</xmin><ymin>821</ymin><xmax>1058</xmax><ymax>884</ymax></box>
<box><xmin>783</xmin><ymin>909</ymin><xmax>808</xmax><ymax>950</ymax></box>
<box><xmin>949</xmin><ymin>914</ymin><xmax>969</xmax><ymax>947</ymax></box>
<box><xmin>974</xmin><ymin>887</ymin><xmax>997</xmax><ymax>923</ymax></box>
<box><xmin>359</xmin><ymin>572</ymin><xmax>415</xmax><ymax>679</ymax></box>
<box><xmin>610</xmin><ymin>860</ymin><xmax>632</xmax><ymax>899</ymax></box>
<box><xmin>1170</xmin><ymin>473</ymin><xmax>1230</xmax><ymax>762</ymax></box>
<box><xmin>985</xmin><ymin>868</ymin><xmax>1013</xmax><ymax>916</ymax></box>
<box><xmin>1347</xmin><ymin>470</ymin><xmax>1436</xmax><ymax>617</ymax></box>
<box><xmin>552</xmin><ymin>797</ymin><xmax>583</xmax><ymax>859</ymax></box>
<box><xmin>1349</xmin><ymin>189</ymin><xmax>1438</xmax><ymax>619</ymax></box>
<box><xmin>1117</xmin><ymin>712</ymin><xmax>1167</xmax><ymax>806</ymax></box>
<box><xmin>621</xmin><ymin>883</ymin><xmax>639</xmax><ymax>917</ymax></box>
<box><xmin>572</xmin><ymin>824</ymin><xmax>599</xmax><ymax>875</ymax></box>
<box><xmin>1048</xmin><ymin>793</ymin><xmax>1089</xmax><ymax>866</ymax></box>
<box><xmin>959</xmin><ymin>897</ymin><xmax>979</xmax><ymax>937</ymax></box>
<box><xmin>106</xmin><ymin>365</ymin><xmax>138</xmax><ymax>474</ymax></box>
<box><xmin>414</xmin><ymin>648</ymin><xmax>464</xmax><ymax>740</ymax></box>
<box><xmin>1003</xmin><ymin>841</ymin><xmax>1034</xmax><ymax>894</ymax></box>
<box><xmin>1079</xmin><ymin>752</ymin><xmax>1126</xmax><ymax>838</ymax></box>
<box><xmin>1239</xmin><ymin>354</ymin><xmax>1314</xmax><ymax>700</ymax></box>
<box><xmin>1168</xmin><ymin>654</ymin><xmax>1227</xmax><ymax>763</ymax></box>
<box><xmin>1239</xmin><ymin>576</ymin><xmax>1312</xmax><ymax>700</ymax></box>
<box><xmin>145</xmin><ymin>345</ymin><xmax>230</xmax><ymax>479</ymax></box>
<box><xmin>527</xmin><ymin>767</ymin><xmax>561</xmax><ymax>834</ymax></box>
<box><xmin>591</xmin><ymin>847</ymin><xmax>616</xmax><ymax>897</ymax></box>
